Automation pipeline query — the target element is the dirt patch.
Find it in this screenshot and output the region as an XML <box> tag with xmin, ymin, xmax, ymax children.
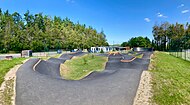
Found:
<box><xmin>0</xmin><ymin>59</ymin><xmax>28</xmax><ymax>105</ymax></box>
<box><xmin>133</xmin><ymin>71</ymin><xmax>153</xmax><ymax>105</ymax></box>
<box><xmin>60</xmin><ymin>64</ymin><xmax>70</xmax><ymax>78</ymax></box>
<box><xmin>148</xmin><ymin>53</ymin><xmax>155</xmax><ymax>70</ymax></box>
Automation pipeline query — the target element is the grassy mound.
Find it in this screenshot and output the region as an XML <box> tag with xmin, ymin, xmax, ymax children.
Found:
<box><xmin>151</xmin><ymin>52</ymin><xmax>190</xmax><ymax>105</ymax></box>
<box><xmin>0</xmin><ymin>58</ymin><xmax>26</xmax><ymax>85</ymax></box>
<box><xmin>60</xmin><ymin>54</ymin><xmax>108</xmax><ymax>80</ymax></box>
<box><xmin>135</xmin><ymin>54</ymin><xmax>143</xmax><ymax>58</ymax></box>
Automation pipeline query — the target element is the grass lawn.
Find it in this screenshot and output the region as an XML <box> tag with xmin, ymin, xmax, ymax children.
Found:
<box><xmin>135</xmin><ymin>54</ymin><xmax>143</xmax><ymax>58</ymax></box>
<box><xmin>0</xmin><ymin>58</ymin><xmax>26</xmax><ymax>85</ymax></box>
<box><xmin>128</xmin><ymin>52</ymin><xmax>143</xmax><ymax>58</ymax></box>
<box><xmin>151</xmin><ymin>52</ymin><xmax>190</xmax><ymax>105</ymax></box>
<box><xmin>60</xmin><ymin>54</ymin><xmax>108</xmax><ymax>80</ymax></box>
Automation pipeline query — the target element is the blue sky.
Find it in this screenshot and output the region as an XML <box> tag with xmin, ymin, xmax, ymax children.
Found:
<box><xmin>0</xmin><ymin>0</ymin><xmax>190</xmax><ymax>44</ymax></box>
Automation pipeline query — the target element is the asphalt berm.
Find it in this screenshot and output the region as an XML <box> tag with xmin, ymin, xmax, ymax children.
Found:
<box><xmin>16</xmin><ymin>51</ymin><xmax>152</xmax><ymax>105</ymax></box>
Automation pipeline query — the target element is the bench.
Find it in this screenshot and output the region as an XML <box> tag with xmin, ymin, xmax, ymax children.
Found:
<box><xmin>5</xmin><ymin>56</ymin><xmax>13</xmax><ymax>60</ymax></box>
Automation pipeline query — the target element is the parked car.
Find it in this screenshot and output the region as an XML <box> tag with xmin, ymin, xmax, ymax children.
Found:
<box><xmin>57</xmin><ymin>49</ymin><xmax>62</xmax><ymax>54</ymax></box>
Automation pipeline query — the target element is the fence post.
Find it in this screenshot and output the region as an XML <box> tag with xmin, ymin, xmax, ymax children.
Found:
<box><xmin>181</xmin><ymin>49</ymin><xmax>182</xmax><ymax>59</ymax></box>
<box><xmin>185</xmin><ymin>49</ymin><xmax>186</xmax><ymax>60</ymax></box>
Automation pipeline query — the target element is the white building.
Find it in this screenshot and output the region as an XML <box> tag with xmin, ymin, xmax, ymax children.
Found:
<box><xmin>90</xmin><ymin>47</ymin><xmax>112</xmax><ymax>53</ymax></box>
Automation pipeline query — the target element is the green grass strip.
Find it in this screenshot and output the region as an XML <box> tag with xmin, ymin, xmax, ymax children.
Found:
<box><xmin>0</xmin><ymin>58</ymin><xmax>26</xmax><ymax>85</ymax></box>
<box><xmin>151</xmin><ymin>52</ymin><xmax>190</xmax><ymax>105</ymax></box>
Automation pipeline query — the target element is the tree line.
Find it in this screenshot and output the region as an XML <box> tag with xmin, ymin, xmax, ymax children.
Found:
<box><xmin>0</xmin><ymin>9</ymin><xmax>108</xmax><ymax>53</ymax></box>
<box><xmin>152</xmin><ymin>22</ymin><xmax>190</xmax><ymax>51</ymax></box>
<box><xmin>121</xmin><ymin>36</ymin><xmax>152</xmax><ymax>48</ymax></box>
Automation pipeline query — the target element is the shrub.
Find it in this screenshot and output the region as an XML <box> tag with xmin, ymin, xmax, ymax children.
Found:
<box><xmin>100</xmin><ymin>49</ymin><xmax>104</xmax><ymax>53</ymax></box>
<box><xmin>91</xmin><ymin>54</ymin><xmax>95</xmax><ymax>59</ymax></box>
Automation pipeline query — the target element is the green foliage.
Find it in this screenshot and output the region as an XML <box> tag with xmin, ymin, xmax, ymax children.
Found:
<box><xmin>0</xmin><ymin>9</ymin><xmax>108</xmax><ymax>52</ymax></box>
<box><xmin>0</xmin><ymin>48</ymin><xmax>9</xmax><ymax>53</ymax></box>
<box><xmin>127</xmin><ymin>36</ymin><xmax>151</xmax><ymax>48</ymax></box>
<box><xmin>152</xmin><ymin>22</ymin><xmax>190</xmax><ymax>51</ymax></box>
<box><xmin>91</xmin><ymin>54</ymin><xmax>95</xmax><ymax>59</ymax></box>
<box><xmin>151</xmin><ymin>52</ymin><xmax>190</xmax><ymax>105</ymax></box>
<box><xmin>121</xmin><ymin>42</ymin><xmax>129</xmax><ymax>47</ymax></box>
<box><xmin>100</xmin><ymin>49</ymin><xmax>104</xmax><ymax>53</ymax></box>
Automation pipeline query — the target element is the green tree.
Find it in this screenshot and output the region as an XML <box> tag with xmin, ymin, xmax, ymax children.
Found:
<box><xmin>128</xmin><ymin>36</ymin><xmax>151</xmax><ymax>48</ymax></box>
<box><xmin>0</xmin><ymin>9</ymin><xmax>108</xmax><ymax>52</ymax></box>
<box><xmin>121</xmin><ymin>42</ymin><xmax>129</xmax><ymax>47</ymax></box>
<box><xmin>152</xmin><ymin>22</ymin><xmax>189</xmax><ymax>51</ymax></box>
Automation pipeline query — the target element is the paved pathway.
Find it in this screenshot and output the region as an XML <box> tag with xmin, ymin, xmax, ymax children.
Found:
<box><xmin>16</xmin><ymin>52</ymin><xmax>152</xmax><ymax>105</ymax></box>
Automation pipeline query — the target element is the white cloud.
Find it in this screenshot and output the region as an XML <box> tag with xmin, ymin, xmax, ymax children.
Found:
<box><xmin>157</xmin><ymin>13</ymin><xmax>168</xmax><ymax>18</ymax></box>
<box><xmin>144</xmin><ymin>18</ymin><xmax>151</xmax><ymax>22</ymax></box>
<box><xmin>182</xmin><ymin>10</ymin><xmax>189</xmax><ymax>14</ymax></box>
<box><xmin>178</xmin><ymin>4</ymin><xmax>184</xmax><ymax>8</ymax></box>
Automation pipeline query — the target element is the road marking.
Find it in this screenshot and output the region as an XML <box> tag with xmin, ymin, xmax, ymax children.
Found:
<box><xmin>33</xmin><ymin>59</ymin><xmax>41</xmax><ymax>71</ymax></box>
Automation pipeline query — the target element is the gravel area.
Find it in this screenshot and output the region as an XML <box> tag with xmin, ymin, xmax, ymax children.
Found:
<box><xmin>133</xmin><ymin>71</ymin><xmax>153</xmax><ymax>105</ymax></box>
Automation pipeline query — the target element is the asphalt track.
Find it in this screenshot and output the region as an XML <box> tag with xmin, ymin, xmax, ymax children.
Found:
<box><xmin>16</xmin><ymin>51</ymin><xmax>152</xmax><ymax>105</ymax></box>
